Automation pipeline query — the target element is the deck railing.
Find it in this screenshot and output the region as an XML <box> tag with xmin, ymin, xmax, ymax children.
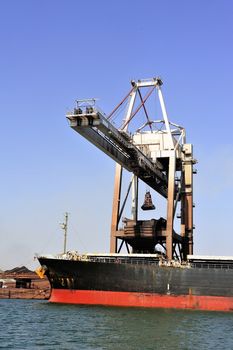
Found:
<box><xmin>87</xmin><ymin>256</ymin><xmax>160</xmax><ymax>266</ymax></box>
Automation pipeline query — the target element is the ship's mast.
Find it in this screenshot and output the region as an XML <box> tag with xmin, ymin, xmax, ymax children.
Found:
<box><xmin>60</xmin><ymin>212</ymin><xmax>68</xmax><ymax>254</ymax></box>
<box><xmin>66</xmin><ymin>78</ymin><xmax>196</xmax><ymax>261</ymax></box>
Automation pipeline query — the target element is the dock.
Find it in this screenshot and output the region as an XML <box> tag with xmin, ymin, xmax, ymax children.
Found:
<box><xmin>0</xmin><ymin>268</ymin><xmax>50</xmax><ymax>300</ymax></box>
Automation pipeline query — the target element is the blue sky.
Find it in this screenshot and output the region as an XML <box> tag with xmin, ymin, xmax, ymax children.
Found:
<box><xmin>0</xmin><ymin>0</ymin><xmax>233</xmax><ymax>269</ymax></box>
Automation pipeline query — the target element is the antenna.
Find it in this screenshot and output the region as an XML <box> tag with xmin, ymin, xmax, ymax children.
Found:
<box><xmin>60</xmin><ymin>212</ymin><xmax>69</xmax><ymax>254</ymax></box>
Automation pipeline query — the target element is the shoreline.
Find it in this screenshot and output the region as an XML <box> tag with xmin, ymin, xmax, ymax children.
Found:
<box><xmin>0</xmin><ymin>271</ymin><xmax>50</xmax><ymax>300</ymax></box>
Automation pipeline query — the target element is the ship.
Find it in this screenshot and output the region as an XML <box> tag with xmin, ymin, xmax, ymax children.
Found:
<box><xmin>38</xmin><ymin>253</ymin><xmax>233</xmax><ymax>311</ymax></box>
<box><xmin>37</xmin><ymin>78</ymin><xmax>233</xmax><ymax>311</ymax></box>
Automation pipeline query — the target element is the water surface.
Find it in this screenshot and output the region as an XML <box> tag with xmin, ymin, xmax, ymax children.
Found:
<box><xmin>0</xmin><ymin>300</ymin><xmax>232</xmax><ymax>349</ymax></box>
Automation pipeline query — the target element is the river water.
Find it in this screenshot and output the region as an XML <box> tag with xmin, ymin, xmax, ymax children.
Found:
<box><xmin>0</xmin><ymin>299</ymin><xmax>233</xmax><ymax>349</ymax></box>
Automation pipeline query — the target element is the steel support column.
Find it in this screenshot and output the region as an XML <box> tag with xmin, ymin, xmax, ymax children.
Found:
<box><xmin>131</xmin><ymin>175</ymin><xmax>138</xmax><ymax>222</ymax></box>
<box><xmin>182</xmin><ymin>144</ymin><xmax>194</xmax><ymax>259</ymax></box>
<box><xmin>166</xmin><ymin>152</ymin><xmax>176</xmax><ymax>260</ymax></box>
<box><xmin>186</xmin><ymin>194</ymin><xmax>193</xmax><ymax>255</ymax></box>
<box><xmin>110</xmin><ymin>163</ymin><xmax>122</xmax><ymax>253</ymax></box>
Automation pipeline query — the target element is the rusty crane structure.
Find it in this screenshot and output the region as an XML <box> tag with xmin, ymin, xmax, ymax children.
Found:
<box><xmin>66</xmin><ymin>77</ymin><xmax>196</xmax><ymax>261</ymax></box>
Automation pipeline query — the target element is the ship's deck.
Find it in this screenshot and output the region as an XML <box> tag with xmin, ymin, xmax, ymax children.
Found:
<box><xmin>38</xmin><ymin>252</ymin><xmax>233</xmax><ymax>269</ymax></box>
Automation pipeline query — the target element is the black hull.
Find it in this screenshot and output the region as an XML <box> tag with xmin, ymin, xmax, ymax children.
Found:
<box><xmin>38</xmin><ymin>257</ymin><xmax>233</xmax><ymax>298</ymax></box>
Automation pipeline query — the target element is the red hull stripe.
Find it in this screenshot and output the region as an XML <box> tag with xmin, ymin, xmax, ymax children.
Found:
<box><xmin>50</xmin><ymin>289</ymin><xmax>233</xmax><ymax>311</ymax></box>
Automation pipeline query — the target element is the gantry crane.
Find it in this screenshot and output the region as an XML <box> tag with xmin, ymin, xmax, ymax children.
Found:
<box><xmin>66</xmin><ymin>78</ymin><xmax>196</xmax><ymax>261</ymax></box>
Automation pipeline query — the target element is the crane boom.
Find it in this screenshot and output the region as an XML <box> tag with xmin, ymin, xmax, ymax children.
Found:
<box><xmin>66</xmin><ymin>107</ymin><xmax>168</xmax><ymax>197</ymax></box>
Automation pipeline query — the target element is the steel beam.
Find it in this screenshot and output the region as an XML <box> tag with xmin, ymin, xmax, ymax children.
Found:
<box><xmin>110</xmin><ymin>163</ymin><xmax>122</xmax><ymax>253</ymax></box>
<box><xmin>131</xmin><ymin>175</ymin><xmax>138</xmax><ymax>221</ymax></box>
<box><xmin>166</xmin><ymin>152</ymin><xmax>176</xmax><ymax>260</ymax></box>
<box><xmin>181</xmin><ymin>144</ymin><xmax>194</xmax><ymax>259</ymax></box>
<box><xmin>67</xmin><ymin>114</ymin><xmax>168</xmax><ymax>197</ymax></box>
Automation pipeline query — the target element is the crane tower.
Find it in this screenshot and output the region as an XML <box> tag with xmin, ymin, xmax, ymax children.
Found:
<box><xmin>66</xmin><ymin>78</ymin><xmax>196</xmax><ymax>261</ymax></box>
